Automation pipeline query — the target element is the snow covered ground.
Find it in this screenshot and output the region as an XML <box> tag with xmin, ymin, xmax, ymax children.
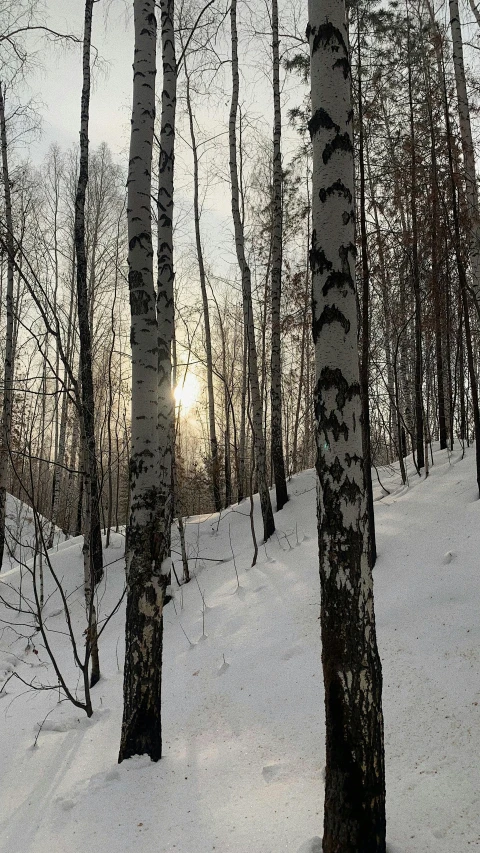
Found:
<box><xmin>2</xmin><ymin>493</ymin><xmax>64</xmax><ymax>572</ymax></box>
<box><xmin>0</xmin><ymin>445</ymin><xmax>479</xmax><ymax>852</ymax></box>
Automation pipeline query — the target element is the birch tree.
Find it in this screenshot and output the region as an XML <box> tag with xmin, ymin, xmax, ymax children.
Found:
<box><xmin>74</xmin><ymin>0</ymin><xmax>103</xmax><ymax>686</ymax></box>
<box><xmin>119</xmin><ymin>0</ymin><xmax>167</xmax><ymax>763</ymax></box>
<box><xmin>308</xmin><ymin>0</ymin><xmax>386</xmax><ymax>847</ymax></box>
<box><xmin>0</xmin><ymin>82</ymin><xmax>15</xmax><ymax>570</ymax></box>
<box><xmin>270</xmin><ymin>0</ymin><xmax>288</xmax><ymax>512</ymax></box>
<box><xmin>156</xmin><ymin>0</ymin><xmax>176</xmax><ymax>548</ymax></box>
<box><xmin>183</xmin><ymin>58</ymin><xmax>221</xmax><ymax>511</ymax></box>
<box><xmin>229</xmin><ymin>0</ymin><xmax>274</xmax><ymax>541</ymax></box>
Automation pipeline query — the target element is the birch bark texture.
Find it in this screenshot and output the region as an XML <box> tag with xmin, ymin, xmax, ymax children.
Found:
<box><xmin>449</xmin><ymin>0</ymin><xmax>480</xmax><ymax>312</ymax></box>
<box><xmin>307</xmin><ymin>3</ymin><xmax>386</xmax><ymax>849</ymax></box>
<box><xmin>119</xmin><ymin>0</ymin><xmax>166</xmax><ymax>763</ymax></box>
<box><xmin>270</xmin><ymin>0</ymin><xmax>288</xmax><ymax>512</ymax></box>
<box><xmin>229</xmin><ymin>0</ymin><xmax>275</xmax><ymax>541</ymax></box>
<box><xmin>0</xmin><ymin>82</ymin><xmax>14</xmax><ymax>571</ymax></box>
<box><xmin>157</xmin><ymin>0</ymin><xmax>176</xmax><ymax>545</ymax></box>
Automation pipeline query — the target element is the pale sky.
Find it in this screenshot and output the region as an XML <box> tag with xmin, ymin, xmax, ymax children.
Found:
<box><xmin>29</xmin><ymin>0</ymin><xmax>134</xmax><ymax>162</ymax></box>
<box><xmin>15</xmin><ymin>0</ymin><xmax>309</xmax><ymax>297</ymax></box>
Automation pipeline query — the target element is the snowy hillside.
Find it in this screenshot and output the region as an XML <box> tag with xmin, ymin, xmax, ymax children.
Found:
<box><xmin>2</xmin><ymin>493</ymin><xmax>64</xmax><ymax>571</ymax></box>
<box><xmin>0</xmin><ymin>445</ymin><xmax>479</xmax><ymax>852</ymax></box>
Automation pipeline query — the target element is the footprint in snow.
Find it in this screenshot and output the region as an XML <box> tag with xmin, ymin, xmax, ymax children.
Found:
<box><xmin>432</xmin><ymin>828</ymin><xmax>446</xmax><ymax>839</ymax></box>
<box><xmin>262</xmin><ymin>764</ymin><xmax>285</xmax><ymax>783</ymax></box>
<box><xmin>282</xmin><ymin>646</ymin><xmax>303</xmax><ymax>661</ymax></box>
<box><xmin>105</xmin><ymin>769</ymin><xmax>120</xmax><ymax>782</ymax></box>
<box><xmin>56</xmin><ymin>797</ymin><xmax>76</xmax><ymax>811</ymax></box>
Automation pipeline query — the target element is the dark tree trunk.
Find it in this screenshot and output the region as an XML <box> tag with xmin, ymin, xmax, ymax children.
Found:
<box><xmin>357</xmin><ymin>12</ymin><xmax>376</xmax><ymax>567</ymax></box>
<box><xmin>407</xmin><ymin>15</ymin><xmax>425</xmax><ymax>471</ymax></box>
<box><xmin>74</xmin><ymin>0</ymin><xmax>103</xmax><ymax>585</ymax></box>
<box><xmin>0</xmin><ymin>82</ymin><xmax>15</xmax><ymax>571</ymax></box>
<box><xmin>270</xmin><ymin>0</ymin><xmax>288</xmax><ymax>512</ymax></box>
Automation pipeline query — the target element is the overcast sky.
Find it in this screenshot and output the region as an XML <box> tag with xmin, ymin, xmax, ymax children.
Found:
<box><xmin>29</xmin><ymin>0</ymin><xmax>134</xmax><ymax>162</ymax></box>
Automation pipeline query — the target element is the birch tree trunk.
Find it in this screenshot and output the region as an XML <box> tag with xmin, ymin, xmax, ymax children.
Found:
<box><xmin>357</xmin><ymin>14</ymin><xmax>376</xmax><ymax>567</ymax></box>
<box><xmin>119</xmin><ymin>0</ymin><xmax>167</xmax><ymax>763</ymax></box>
<box><xmin>156</xmin><ymin>0</ymin><xmax>176</xmax><ymax>548</ymax></box>
<box><xmin>75</xmin><ymin>0</ymin><xmax>103</xmax><ymax>592</ymax></box>
<box><xmin>307</xmin><ymin>3</ymin><xmax>386</xmax><ymax>848</ymax></box>
<box><xmin>185</xmin><ymin>67</ymin><xmax>221</xmax><ymax>511</ymax></box>
<box><xmin>48</xmin><ymin>247</ymin><xmax>76</xmax><ymax>549</ymax></box>
<box><xmin>449</xmin><ymin>0</ymin><xmax>480</xmax><ymax>313</ymax></box>
<box><xmin>229</xmin><ymin>0</ymin><xmax>274</xmax><ymax>540</ymax></box>
<box><xmin>0</xmin><ymin>82</ymin><xmax>14</xmax><ymax>571</ymax></box>
<box><xmin>270</xmin><ymin>0</ymin><xmax>288</xmax><ymax>512</ymax></box>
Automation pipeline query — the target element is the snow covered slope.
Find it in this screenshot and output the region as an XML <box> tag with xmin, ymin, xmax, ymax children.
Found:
<box><xmin>2</xmin><ymin>492</ymin><xmax>64</xmax><ymax>571</ymax></box>
<box><xmin>0</xmin><ymin>446</ymin><xmax>479</xmax><ymax>852</ymax></box>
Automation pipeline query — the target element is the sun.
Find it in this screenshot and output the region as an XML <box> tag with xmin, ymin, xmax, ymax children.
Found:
<box><xmin>174</xmin><ymin>372</ymin><xmax>200</xmax><ymax>415</ymax></box>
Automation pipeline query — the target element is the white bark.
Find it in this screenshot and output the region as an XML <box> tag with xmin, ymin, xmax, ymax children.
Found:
<box><xmin>157</xmin><ymin>0</ymin><xmax>176</xmax><ymax>546</ymax></box>
<box><xmin>119</xmin><ymin>0</ymin><xmax>165</xmax><ymax>763</ymax></box>
<box><xmin>308</xmin><ymin>0</ymin><xmax>385</xmax><ymax>846</ymax></box>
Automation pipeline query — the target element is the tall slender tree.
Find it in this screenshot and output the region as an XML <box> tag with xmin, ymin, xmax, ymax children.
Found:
<box><xmin>74</xmin><ymin>0</ymin><xmax>103</xmax><ymax>686</ymax></box>
<box><xmin>119</xmin><ymin>0</ymin><xmax>167</xmax><ymax>763</ymax></box>
<box><xmin>308</xmin><ymin>0</ymin><xmax>386</xmax><ymax>848</ymax></box>
<box><xmin>0</xmin><ymin>82</ymin><xmax>15</xmax><ymax>571</ymax></box>
<box><xmin>156</xmin><ymin>0</ymin><xmax>176</xmax><ymax>548</ymax></box>
<box><xmin>449</xmin><ymin>0</ymin><xmax>480</xmax><ymax>313</ymax></box>
<box><xmin>229</xmin><ymin>0</ymin><xmax>274</xmax><ymax>541</ymax></box>
<box><xmin>270</xmin><ymin>0</ymin><xmax>288</xmax><ymax>512</ymax></box>
<box><xmin>184</xmin><ymin>61</ymin><xmax>221</xmax><ymax>511</ymax></box>
<box><xmin>356</xmin><ymin>9</ymin><xmax>376</xmax><ymax>565</ymax></box>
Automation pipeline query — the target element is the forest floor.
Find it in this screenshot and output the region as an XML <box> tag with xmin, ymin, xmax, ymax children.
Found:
<box><xmin>0</xmin><ymin>444</ymin><xmax>479</xmax><ymax>852</ymax></box>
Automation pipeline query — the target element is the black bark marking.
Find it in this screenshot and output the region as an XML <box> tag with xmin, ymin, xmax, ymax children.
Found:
<box><xmin>322</xmin><ymin>270</ymin><xmax>355</xmax><ymax>298</ymax></box>
<box><xmin>323</xmin><ymin>132</ymin><xmax>353</xmax><ymax>165</ymax></box>
<box><xmin>309</xmin><ymin>107</ymin><xmax>340</xmax><ymax>138</ymax></box>
<box><xmin>310</xmin><ymin>229</ymin><xmax>333</xmax><ymax>276</ymax></box>
<box><xmin>129</xmin><ymin>280</ymin><xmax>153</xmax><ymax>316</ymax></box>
<box><xmin>342</xmin><ymin>476</ymin><xmax>363</xmax><ymax>504</ymax></box>
<box><xmin>308</xmin><ymin>22</ymin><xmax>348</xmax><ymax>57</ymax></box>
<box><xmin>345</xmin><ymin>452</ymin><xmax>362</xmax><ymax>468</ymax></box>
<box><xmin>129</xmin><ymin>231</ymin><xmax>152</xmax><ymax>252</ymax></box>
<box><xmin>313</xmin><ymin>304</ymin><xmax>350</xmax><ymax>344</ymax></box>
<box><xmin>319</xmin><ymin>180</ymin><xmax>353</xmax><ymax>204</ymax></box>
<box><xmin>317</xmin><ymin>367</ymin><xmax>360</xmax><ymax>412</ymax></box>
<box><xmin>334</xmin><ymin>57</ymin><xmax>350</xmax><ymax>79</ymax></box>
<box><xmin>330</xmin><ymin>456</ymin><xmax>344</xmax><ymax>483</ymax></box>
